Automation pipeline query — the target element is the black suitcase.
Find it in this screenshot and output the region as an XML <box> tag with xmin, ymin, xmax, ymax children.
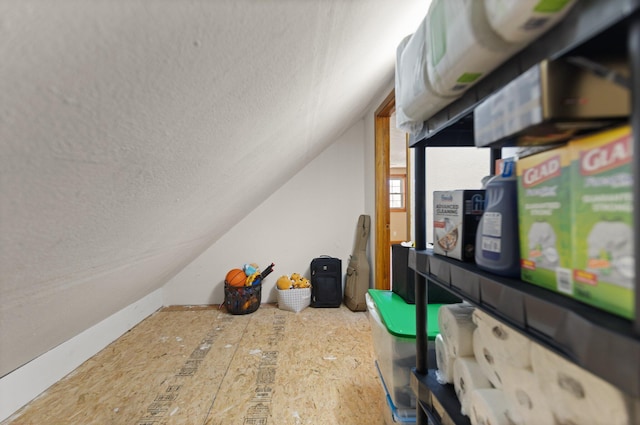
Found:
<box><xmin>310</xmin><ymin>256</ymin><xmax>342</xmax><ymax>307</ymax></box>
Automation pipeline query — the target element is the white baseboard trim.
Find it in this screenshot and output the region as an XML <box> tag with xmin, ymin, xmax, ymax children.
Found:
<box><xmin>0</xmin><ymin>289</ymin><xmax>164</xmax><ymax>422</ymax></box>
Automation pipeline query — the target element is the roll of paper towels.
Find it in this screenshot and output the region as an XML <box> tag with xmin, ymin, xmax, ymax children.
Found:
<box><xmin>436</xmin><ymin>333</ymin><xmax>455</xmax><ymax>384</ymax></box>
<box><xmin>426</xmin><ymin>0</ymin><xmax>521</xmax><ymax>97</ymax></box>
<box><xmin>468</xmin><ymin>388</ymin><xmax>511</xmax><ymax>425</ymax></box>
<box><xmin>394</xmin><ymin>34</ymin><xmax>423</xmax><ymax>134</ymax></box>
<box><xmin>396</xmin><ymin>15</ymin><xmax>459</xmax><ymax>125</ymax></box>
<box><xmin>501</xmin><ymin>365</ymin><xmax>555</xmax><ymax>425</ymax></box>
<box><xmin>472</xmin><ymin>329</ymin><xmax>503</xmax><ymax>389</ymax></box>
<box><xmin>472</xmin><ymin>309</ymin><xmax>531</xmax><ymax>369</ymax></box>
<box><xmin>438</xmin><ymin>303</ymin><xmax>476</xmax><ymax>357</ymax></box>
<box><xmin>453</xmin><ymin>357</ymin><xmax>492</xmax><ymax>415</ymax></box>
<box><xmin>531</xmin><ymin>342</ymin><xmax>631</xmax><ymax>425</ymax></box>
<box><xmin>484</xmin><ymin>0</ymin><xmax>577</xmax><ymax>44</ymax></box>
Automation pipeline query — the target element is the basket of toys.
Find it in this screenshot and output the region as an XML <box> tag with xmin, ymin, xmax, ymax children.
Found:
<box><xmin>224</xmin><ymin>263</ymin><xmax>274</xmax><ymax>315</ymax></box>
<box><xmin>275</xmin><ymin>273</ymin><xmax>312</xmax><ymax>313</ymax></box>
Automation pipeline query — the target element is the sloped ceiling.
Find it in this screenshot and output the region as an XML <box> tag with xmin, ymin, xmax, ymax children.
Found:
<box><xmin>0</xmin><ymin>0</ymin><xmax>428</xmax><ymax>376</ymax></box>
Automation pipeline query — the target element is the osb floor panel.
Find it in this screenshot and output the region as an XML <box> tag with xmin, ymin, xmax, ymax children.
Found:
<box><xmin>5</xmin><ymin>304</ymin><xmax>388</xmax><ymax>425</ymax></box>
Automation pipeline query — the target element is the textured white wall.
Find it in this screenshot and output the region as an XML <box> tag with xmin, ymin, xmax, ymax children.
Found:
<box><xmin>164</xmin><ymin>120</ymin><xmax>366</xmax><ymax>305</ymax></box>
<box><xmin>424</xmin><ymin>147</ymin><xmax>491</xmax><ymax>243</ymax></box>
<box><xmin>0</xmin><ymin>0</ymin><xmax>426</xmax><ymax>378</ymax></box>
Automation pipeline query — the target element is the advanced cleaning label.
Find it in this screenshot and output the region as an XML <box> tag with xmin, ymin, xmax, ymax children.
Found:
<box><xmin>433</xmin><ymin>190</ymin><xmax>485</xmax><ymax>262</ymax></box>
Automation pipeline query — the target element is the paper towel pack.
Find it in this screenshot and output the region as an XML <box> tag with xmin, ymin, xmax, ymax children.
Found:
<box><xmin>453</xmin><ymin>357</ymin><xmax>492</xmax><ymax>416</ymax></box>
<box><xmin>468</xmin><ymin>388</ymin><xmax>511</xmax><ymax>425</ymax></box>
<box><xmin>426</xmin><ymin>0</ymin><xmax>521</xmax><ymax>97</ymax></box>
<box><xmin>472</xmin><ymin>309</ymin><xmax>531</xmax><ymax>369</ymax></box>
<box><xmin>436</xmin><ymin>333</ymin><xmax>455</xmax><ymax>384</ymax></box>
<box><xmin>472</xmin><ymin>329</ymin><xmax>503</xmax><ymax>389</ymax></box>
<box><xmin>484</xmin><ymin>0</ymin><xmax>577</xmax><ymax>44</ymax></box>
<box><xmin>438</xmin><ymin>303</ymin><xmax>476</xmax><ymax>357</ymax></box>
<box><xmin>501</xmin><ymin>365</ymin><xmax>555</xmax><ymax>425</ymax></box>
<box><xmin>531</xmin><ymin>342</ymin><xmax>631</xmax><ymax>425</ymax></box>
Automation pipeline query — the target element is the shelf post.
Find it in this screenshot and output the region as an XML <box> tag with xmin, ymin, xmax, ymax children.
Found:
<box><xmin>413</xmin><ymin>146</ymin><xmax>429</xmax><ymax>425</ymax></box>
<box><xmin>630</xmin><ymin>12</ymin><xmax>640</xmax><ymax>336</ymax></box>
<box><xmin>414</xmin><ymin>146</ymin><xmax>427</xmax><ymax>370</ymax></box>
<box><xmin>490</xmin><ymin>147</ymin><xmax>501</xmax><ymax>175</ymax></box>
<box><xmin>415</xmin><ymin>147</ymin><xmax>427</xmax><ymax>252</ymax></box>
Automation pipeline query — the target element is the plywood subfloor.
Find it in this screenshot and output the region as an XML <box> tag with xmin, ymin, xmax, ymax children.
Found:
<box><xmin>4</xmin><ymin>304</ymin><xmax>387</xmax><ymax>425</ymax></box>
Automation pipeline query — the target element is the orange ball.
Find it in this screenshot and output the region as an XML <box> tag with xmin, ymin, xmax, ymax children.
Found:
<box><xmin>226</xmin><ymin>268</ymin><xmax>247</xmax><ymax>287</ymax></box>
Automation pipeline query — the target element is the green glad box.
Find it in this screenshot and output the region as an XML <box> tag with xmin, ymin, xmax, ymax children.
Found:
<box><xmin>570</xmin><ymin>125</ymin><xmax>634</xmax><ymax>319</ymax></box>
<box><xmin>517</xmin><ymin>146</ymin><xmax>572</xmax><ymax>294</ymax></box>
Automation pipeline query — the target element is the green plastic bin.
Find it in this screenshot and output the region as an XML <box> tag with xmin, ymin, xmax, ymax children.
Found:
<box><xmin>366</xmin><ymin>289</ymin><xmax>443</xmax><ymax>411</ymax></box>
<box><xmin>367</xmin><ymin>289</ymin><xmax>441</xmax><ymax>340</ymax></box>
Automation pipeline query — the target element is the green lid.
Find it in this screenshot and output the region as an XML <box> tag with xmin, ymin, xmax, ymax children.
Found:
<box><xmin>368</xmin><ymin>289</ymin><xmax>442</xmax><ymax>340</ymax></box>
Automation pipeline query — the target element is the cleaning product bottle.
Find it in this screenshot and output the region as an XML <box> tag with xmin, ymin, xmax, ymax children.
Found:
<box><xmin>475</xmin><ymin>159</ymin><xmax>520</xmax><ymax>277</ymax></box>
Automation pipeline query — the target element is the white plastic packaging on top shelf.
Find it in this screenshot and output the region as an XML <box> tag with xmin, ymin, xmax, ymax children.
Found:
<box><xmin>426</xmin><ymin>0</ymin><xmax>523</xmax><ymax>97</ymax></box>
<box><xmin>394</xmin><ymin>34</ymin><xmax>423</xmax><ymax>134</ymax></box>
<box><xmin>395</xmin><ymin>0</ymin><xmax>578</xmax><ymax>132</ymax></box>
<box><xmin>484</xmin><ymin>0</ymin><xmax>577</xmax><ymax>44</ymax></box>
<box><xmin>395</xmin><ymin>0</ymin><xmax>576</xmax><ymax>133</ymax></box>
<box><xmin>395</xmin><ymin>16</ymin><xmax>460</xmax><ymax>133</ymax></box>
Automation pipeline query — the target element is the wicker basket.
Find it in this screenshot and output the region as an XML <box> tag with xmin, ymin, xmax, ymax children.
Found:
<box><xmin>276</xmin><ymin>287</ymin><xmax>311</xmax><ymax>313</ymax></box>
<box><xmin>224</xmin><ymin>282</ymin><xmax>262</xmax><ymax>315</ymax></box>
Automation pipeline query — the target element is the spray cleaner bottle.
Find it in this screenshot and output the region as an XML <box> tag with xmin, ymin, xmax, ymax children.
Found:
<box><xmin>475</xmin><ymin>159</ymin><xmax>521</xmax><ymax>277</ymax></box>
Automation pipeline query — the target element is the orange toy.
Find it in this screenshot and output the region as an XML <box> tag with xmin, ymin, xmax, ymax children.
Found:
<box><xmin>226</xmin><ymin>268</ymin><xmax>247</xmax><ymax>287</ymax></box>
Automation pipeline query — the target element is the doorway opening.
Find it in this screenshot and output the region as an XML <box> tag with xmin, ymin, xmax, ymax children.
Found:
<box><xmin>374</xmin><ymin>90</ymin><xmax>412</xmax><ymax>290</ymax></box>
<box><xmin>374</xmin><ymin>91</ymin><xmax>393</xmax><ymax>290</ymax></box>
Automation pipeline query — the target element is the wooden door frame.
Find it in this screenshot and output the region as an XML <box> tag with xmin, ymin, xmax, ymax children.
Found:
<box><xmin>374</xmin><ymin>90</ymin><xmax>395</xmax><ymax>290</ymax></box>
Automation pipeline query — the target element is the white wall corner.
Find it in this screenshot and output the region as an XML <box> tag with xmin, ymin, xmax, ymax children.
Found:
<box><xmin>0</xmin><ymin>288</ymin><xmax>163</xmax><ymax>422</ymax></box>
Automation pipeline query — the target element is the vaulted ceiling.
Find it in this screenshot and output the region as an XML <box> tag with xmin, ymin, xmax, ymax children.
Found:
<box><xmin>1</xmin><ymin>0</ymin><xmax>428</xmax><ymax>377</ymax></box>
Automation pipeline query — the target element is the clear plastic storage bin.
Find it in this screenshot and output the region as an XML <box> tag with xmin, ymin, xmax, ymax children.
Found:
<box><xmin>367</xmin><ymin>290</ymin><xmax>442</xmax><ymax>410</ymax></box>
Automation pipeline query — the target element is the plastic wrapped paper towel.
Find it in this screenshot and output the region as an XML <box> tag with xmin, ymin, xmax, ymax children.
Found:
<box><xmin>435</xmin><ymin>333</ymin><xmax>455</xmax><ymax>384</ymax></box>
<box><xmin>531</xmin><ymin>342</ymin><xmax>632</xmax><ymax>425</ymax></box>
<box><xmin>453</xmin><ymin>357</ymin><xmax>492</xmax><ymax>415</ymax></box>
<box><xmin>472</xmin><ymin>329</ymin><xmax>503</xmax><ymax>389</ymax></box>
<box><xmin>484</xmin><ymin>0</ymin><xmax>577</xmax><ymax>44</ymax></box>
<box><xmin>426</xmin><ymin>0</ymin><xmax>521</xmax><ymax>97</ymax></box>
<box><xmin>468</xmin><ymin>389</ymin><xmax>511</xmax><ymax>425</ymax></box>
<box><xmin>438</xmin><ymin>303</ymin><xmax>476</xmax><ymax>357</ymax></box>
<box><xmin>501</xmin><ymin>365</ymin><xmax>555</xmax><ymax>425</ymax></box>
<box><xmin>395</xmin><ymin>15</ymin><xmax>459</xmax><ymax>128</ymax></box>
<box><xmin>472</xmin><ymin>309</ymin><xmax>531</xmax><ymax>369</ymax></box>
<box><xmin>394</xmin><ymin>34</ymin><xmax>423</xmax><ymax>134</ymax></box>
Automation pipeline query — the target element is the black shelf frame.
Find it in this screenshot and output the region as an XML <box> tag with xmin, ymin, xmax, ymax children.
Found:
<box><xmin>411</xmin><ymin>369</ymin><xmax>471</xmax><ymax>425</ymax></box>
<box><xmin>411</xmin><ymin>250</ymin><xmax>640</xmax><ymax>397</ymax></box>
<box><xmin>409</xmin><ymin>349</ymin><xmax>471</xmax><ymax>425</ymax></box>
<box><xmin>409</xmin><ymin>0</ymin><xmax>640</xmax><ymax>149</ymax></box>
<box><xmin>407</xmin><ymin>1</ymin><xmax>640</xmax><ymax>424</ymax></box>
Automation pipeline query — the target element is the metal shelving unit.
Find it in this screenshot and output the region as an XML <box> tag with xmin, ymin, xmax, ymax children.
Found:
<box><xmin>412</xmin><ymin>249</ymin><xmax>640</xmax><ymax>390</ymax></box>
<box><xmin>408</xmin><ymin>1</ymin><xmax>640</xmax><ymax>424</ymax></box>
